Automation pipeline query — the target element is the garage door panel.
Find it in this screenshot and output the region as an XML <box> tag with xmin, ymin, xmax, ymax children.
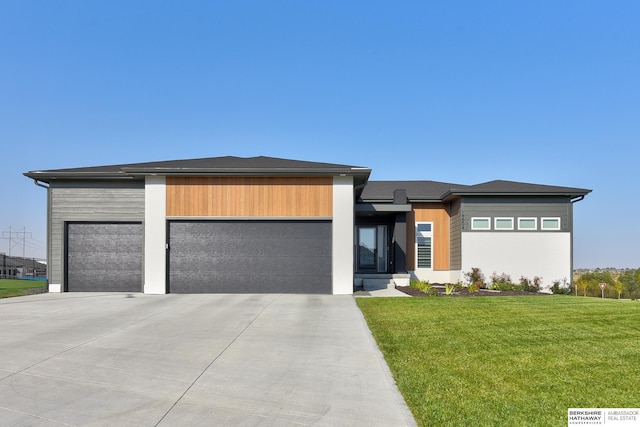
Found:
<box><xmin>66</xmin><ymin>223</ymin><xmax>142</xmax><ymax>292</ymax></box>
<box><xmin>169</xmin><ymin>221</ymin><xmax>331</xmax><ymax>294</ymax></box>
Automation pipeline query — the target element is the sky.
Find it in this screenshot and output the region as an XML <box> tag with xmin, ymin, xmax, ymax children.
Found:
<box><xmin>1</xmin><ymin>1</ymin><xmax>638</xmax><ymax>268</ymax></box>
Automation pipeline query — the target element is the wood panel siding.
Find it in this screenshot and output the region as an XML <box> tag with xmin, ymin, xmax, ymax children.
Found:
<box><xmin>166</xmin><ymin>177</ymin><xmax>333</xmax><ymax>217</ymax></box>
<box><xmin>406</xmin><ymin>203</ymin><xmax>451</xmax><ymax>271</ymax></box>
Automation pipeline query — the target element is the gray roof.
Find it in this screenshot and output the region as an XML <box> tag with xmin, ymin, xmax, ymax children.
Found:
<box><xmin>360</xmin><ymin>179</ymin><xmax>591</xmax><ymax>202</ymax></box>
<box><xmin>359</xmin><ymin>180</ymin><xmax>462</xmax><ymax>202</ymax></box>
<box><xmin>443</xmin><ymin>180</ymin><xmax>592</xmax><ymax>199</ymax></box>
<box><xmin>24</xmin><ymin>156</ymin><xmax>372</xmax><ymax>183</ymax></box>
<box><xmin>24</xmin><ymin>156</ymin><xmax>591</xmax><ymax>201</ymax></box>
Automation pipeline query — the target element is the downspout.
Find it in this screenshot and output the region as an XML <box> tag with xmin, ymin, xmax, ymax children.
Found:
<box><xmin>33</xmin><ymin>179</ymin><xmax>49</xmax><ymax>189</ymax></box>
<box><xmin>568</xmin><ymin>194</ymin><xmax>585</xmax><ymax>289</ymax></box>
<box><xmin>31</xmin><ymin>179</ymin><xmax>50</xmax><ymax>288</ymax></box>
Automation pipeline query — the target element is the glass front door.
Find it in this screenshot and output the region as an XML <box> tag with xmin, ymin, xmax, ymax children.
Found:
<box><xmin>357</xmin><ymin>225</ymin><xmax>388</xmax><ymax>272</ymax></box>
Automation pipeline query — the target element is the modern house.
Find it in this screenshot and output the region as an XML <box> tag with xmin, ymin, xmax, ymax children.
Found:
<box><xmin>24</xmin><ymin>156</ymin><xmax>591</xmax><ymax>294</ymax></box>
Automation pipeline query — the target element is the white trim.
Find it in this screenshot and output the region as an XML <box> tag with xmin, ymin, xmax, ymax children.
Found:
<box><xmin>332</xmin><ymin>176</ymin><xmax>354</xmax><ymax>295</ymax></box>
<box><xmin>541</xmin><ymin>217</ymin><xmax>561</xmax><ymax>230</ymax></box>
<box><xmin>494</xmin><ymin>217</ymin><xmax>514</xmax><ymax>230</ymax></box>
<box><xmin>471</xmin><ymin>217</ymin><xmax>491</xmax><ymax>230</ymax></box>
<box><xmin>517</xmin><ymin>217</ymin><xmax>537</xmax><ymax>230</ymax></box>
<box><xmin>144</xmin><ymin>176</ymin><xmax>167</xmax><ymax>294</ymax></box>
<box><xmin>410</xmin><ymin>270</ymin><xmax>461</xmax><ymax>284</ymax></box>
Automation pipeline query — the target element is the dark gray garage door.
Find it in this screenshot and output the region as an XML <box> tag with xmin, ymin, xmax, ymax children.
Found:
<box><xmin>66</xmin><ymin>222</ymin><xmax>143</xmax><ymax>292</ymax></box>
<box><xmin>168</xmin><ymin>220</ymin><xmax>332</xmax><ymax>294</ymax></box>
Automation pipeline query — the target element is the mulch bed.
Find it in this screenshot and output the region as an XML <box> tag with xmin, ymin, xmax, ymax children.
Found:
<box><xmin>397</xmin><ymin>285</ymin><xmax>551</xmax><ymax>297</ymax></box>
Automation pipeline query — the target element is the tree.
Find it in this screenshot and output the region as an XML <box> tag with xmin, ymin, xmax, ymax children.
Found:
<box><xmin>619</xmin><ymin>269</ymin><xmax>639</xmax><ymax>300</ymax></box>
<box><xmin>575</xmin><ymin>272</ymin><xmax>616</xmax><ymax>298</ymax></box>
<box><xmin>613</xmin><ymin>279</ymin><xmax>623</xmax><ymax>299</ymax></box>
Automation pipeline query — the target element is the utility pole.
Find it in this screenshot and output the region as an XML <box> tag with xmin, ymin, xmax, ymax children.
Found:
<box><xmin>1</xmin><ymin>227</ymin><xmax>33</xmax><ymax>258</ymax></box>
<box><xmin>18</xmin><ymin>228</ymin><xmax>32</xmax><ymax>258</ymax></box>
<box><xmin>1</xmin><ymin>227</ymin><xmax>12</xmax><ymax>257</ymax></box>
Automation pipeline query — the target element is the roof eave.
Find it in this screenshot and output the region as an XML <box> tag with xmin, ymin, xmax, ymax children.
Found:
<box><xmin>24</xmin><ymin>167</ymin><xmax>372</xmax><ymax>182</ymax></box>
<box><xmin>441</xmin><ymin>189</ymin><xmax>592</xmax><ymax>201</ymax></box>
<box><xmin>122</xmin><ymin>167</ymin><xmax>371</xmax><ymax>176</ymax></box>
<box><xmin>23</xmin><ymin>171</ymin><xmax>135</xmax><ymax>182</ymax></box>
<box><xmin>359</xmin><ymin>197</ymin><xmax>445</xmax><ymax>203</ymax></box>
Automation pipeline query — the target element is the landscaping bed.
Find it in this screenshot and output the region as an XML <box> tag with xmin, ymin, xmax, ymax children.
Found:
<box><xmin>397</xmin><ymin>285</ymin><xmax>551</xmax><ymax>297</ymax></box>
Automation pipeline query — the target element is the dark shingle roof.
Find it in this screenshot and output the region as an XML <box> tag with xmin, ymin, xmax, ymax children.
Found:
<box><xmin>360</xmin><ymin>179</ymin><xmax>591</xmax><ymax>202</ymax></box>
<box><xmin>24</xmin><ymin>156</ymin><xmax>372</xmax><ymax>182</ymax></box>
<box><xmin>359</xmin><ymin>180</ymin><xmax>464</xmax><ymax>202</ymax></box>
<box><xmin>24</xmin><ymin>156</ymin><xmax>591</xmax><ymax>200</ymax></box>
<box><xmin>443</xmin><ymin>180</ymin><xmax>592</xmax><ymax>199</ymax></box>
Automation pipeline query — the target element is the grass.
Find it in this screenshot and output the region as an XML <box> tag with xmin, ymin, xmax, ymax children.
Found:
<box><xmin>0</xmin><ymin>279</ymin><xmax>47</xmax><ymax>298</ymax></box>
<box><xmin>357</xmin><ymin>296</ymin><xmax>640</xmax><ymax>427</ymax></box>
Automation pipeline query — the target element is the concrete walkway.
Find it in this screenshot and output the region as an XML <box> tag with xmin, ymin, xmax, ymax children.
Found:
<box><xmin>0</xmin><ymin>293</ymin><xmax>415</xmax><ymax>426</ymax></box>
<box><xmin>359</xmin><ymin>288</ymin><xmax>412</xmax><ymax>297</ymax></box>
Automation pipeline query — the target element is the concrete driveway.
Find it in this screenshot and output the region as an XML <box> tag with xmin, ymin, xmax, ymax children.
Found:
<box><xmin>0</xmin><ymin>293</ymin><xmax>415</xmax><ymax>426</ymax></box>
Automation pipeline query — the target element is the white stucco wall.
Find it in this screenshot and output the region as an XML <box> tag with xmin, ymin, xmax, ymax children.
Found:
<box><xmin>144</xmin><ymin>176</ymin><xmax>167</xmax><ymax>294</ymax></box>
<box><xmin>332</xmin><ymin>176</ymin><xmax>354</xmax><ymax>295</ymax></box>
<box><xmin>461</xmin><ymin>232</ymin><xmax>571</xmax><ymax>290</ymax></box>
<box><xmin>411</xmin><ymin>270</ymin><xmax>462</xmax><ymax>284</ymax></box>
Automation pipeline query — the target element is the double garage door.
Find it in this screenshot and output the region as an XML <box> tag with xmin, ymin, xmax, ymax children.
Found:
<box><xmin>66</xmin><ymin>220</ymin><xmax>332</xmax><ymax>293</ymax></box>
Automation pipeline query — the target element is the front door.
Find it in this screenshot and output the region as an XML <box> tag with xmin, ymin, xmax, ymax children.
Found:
<box><xmin>357</xmin><ymin>225</ymin><xmax>388</xmax><ymax>272</ymax></box>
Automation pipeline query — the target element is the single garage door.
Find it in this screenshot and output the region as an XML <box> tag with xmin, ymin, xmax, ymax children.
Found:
<box><xmin>168</xmin><ymin>220</ymin><xmax>332</xmax><ymax>294</ymax></box>
<box><xmin>66</xmin><ymin>222</ymin><xmax>143</xmax><ymax>292</ymax></box>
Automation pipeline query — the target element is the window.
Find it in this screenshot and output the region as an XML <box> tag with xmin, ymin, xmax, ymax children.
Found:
<box><xmin>518</xmin><ymin>217</ymin><xmax>537</xmax><ymax>230</ymax></box>
<box><xmin>471</xmin><ymin>217</ymin><xmax>491</xmax><ymax>230</ymax></box>
<box><xmin>417</xmin><ymin>223</ymin><xmax>432</xmax><ymax>233</ymax></box>
<box><xmin>416</xmin><ymin>222</ymin><xmax>433</xmax><ymax>269</ymax></box>
<box><xmin>494</xmin><ymin>217</ymin><xmax>514</xmax><ymax>230</ymax></box>
<box><xmin>541</xmin><ymin>217</ymin><xmax>561</xmax><ymax>230</ymax></box>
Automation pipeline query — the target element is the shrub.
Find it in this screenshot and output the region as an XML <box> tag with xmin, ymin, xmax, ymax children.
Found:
<box><xmin>551</xmin><ymin>278</ymin><xmax>572</xmax><ymax>295</ymax></box>
<box><xmin>489</xmin><ymin>271</ymin><xmax>516</xmax><ymax>291</ymax></box>
<box><xmin>444</xmin><ymin>282</ymin><xmax>460</xmax><ymax>295</ymax></box>
<box><xmin>464</xmin><ymin>267</ymin><xmax>486</xmax><ymax>290</ymax></box>
<box><xmin>467</xmin><ymin>282</ymin><xmax>481</xmax><ymax>293</ymax></box>
<box><xmin>520</xmin><ymin>276</ymin><xmax>542</xmax><ymax>293</ymax></box>
<box><xmin>410</xmin><ymin>279</ymin><xmax>438</xmax><ymax>296</ymax></box>
<box><xmin>410</xmin><ymin>279</ymin><xmax>426</xmax><ymax>292</ymax></box>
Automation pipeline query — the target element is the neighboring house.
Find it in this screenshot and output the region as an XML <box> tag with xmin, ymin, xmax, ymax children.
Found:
<box><xmin>0</xmin><ymin>254</ymin><xmax>47</xmax><ymax>279</ymax></box>
<box><xmin>24</xmin><ymin>156</ymin><xmax>590</xmax><ymax>294</ymax></box>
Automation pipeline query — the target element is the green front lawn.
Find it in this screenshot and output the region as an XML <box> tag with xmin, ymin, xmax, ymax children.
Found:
<box><xmin>0</xmin><ymin>279</ymin><xmax>47</xmax><ymax>298</ymax></box>
<box><xmin>357</xmin><ymin>296</ymin><xmax>640</xmax><ymax>427</ymax></box>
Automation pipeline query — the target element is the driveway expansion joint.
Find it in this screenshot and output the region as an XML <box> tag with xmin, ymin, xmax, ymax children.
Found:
<box><xmin>154</xmin><ymin>294</ymin><xmax>281</xmax><ymax>426</ymax></box>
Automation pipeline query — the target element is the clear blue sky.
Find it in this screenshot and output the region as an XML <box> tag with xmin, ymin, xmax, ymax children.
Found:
<box><xmin>1</xmin><ymin>1</ymin><xmax>638</xmax><ymax>268</ymax></box>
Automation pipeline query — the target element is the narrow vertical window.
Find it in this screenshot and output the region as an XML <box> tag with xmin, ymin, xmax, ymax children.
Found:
<box><xmin>416</xmin><ymin>222</ymin><xmax>433</xmax><ymax>269</ymax></box>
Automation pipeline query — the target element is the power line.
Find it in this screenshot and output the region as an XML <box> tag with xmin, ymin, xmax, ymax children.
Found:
<box><xmin>1</xmin><ymin>227</ymin><xmax>33</xmax><ymax>258</ymax></box>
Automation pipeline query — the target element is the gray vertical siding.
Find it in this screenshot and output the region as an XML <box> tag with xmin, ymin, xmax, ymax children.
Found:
<box><xmin>460</xmin><ymin>196</ymin><xmax>572</xmax><ymax>232</ymax></box>
<box><xmin>449</xmin><ymin>199</ymin><xmax>462</xmax><ymax>270</ymax></box>
<box><xmin>49</xmin><ymin>181</ymin><xmax>145</xmax><ymax>286</ymax></box>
